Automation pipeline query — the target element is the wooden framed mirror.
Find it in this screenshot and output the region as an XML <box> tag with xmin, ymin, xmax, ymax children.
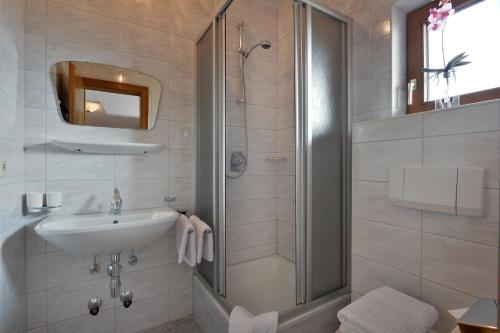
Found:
<box><xmin>52</xmin><ymin>61</ymin><xmax>161</xmax><ymax>130</ymax></box>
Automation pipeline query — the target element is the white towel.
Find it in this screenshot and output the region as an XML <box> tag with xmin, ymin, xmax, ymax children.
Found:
<box><xmin>189</xmin><ymin>215</ymin><xmax>214</xmax><ymax>264</ymax></box>
<box><xmin>175</xmin><ymin>214</ymin><xmax>196</xmax><ymax>267</ymax></box>
<box><xmin>337</xmin><ymin>287</ymin><xmax>438</xmax><ymax>333</ymax></box>
<box><xmin>229</xmin><ymin>306</ymin><xmax>278</xmax><ymax>333</ymax></box>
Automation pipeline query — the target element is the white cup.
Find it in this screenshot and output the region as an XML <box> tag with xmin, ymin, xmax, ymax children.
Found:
<box><xmin>46</xmin><ymin>192</ymin><xmax>63</xmax><ymax>208</ymax></box>
<box><xmin>26</xmin><ymin>192</ymin><xmax>44</xmax><ymax>211</ymax></box>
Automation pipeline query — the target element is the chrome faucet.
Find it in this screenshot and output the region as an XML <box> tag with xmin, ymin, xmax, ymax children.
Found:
<box><xmin>110</xmin><ymin>187</ymin><xmax>122</xmax><ymax>215</ymax></box>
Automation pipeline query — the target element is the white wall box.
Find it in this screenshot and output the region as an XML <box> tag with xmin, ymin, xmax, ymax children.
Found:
<box><xmin>388</xmin><ymin>166</ymin><xmax>405</xmax><ymax>206</ymax></box>
<box><xmin>388</xmin><ymin>166</ymin><xmax>485</xmax><ymax>217</ymax></box>
<box><xmin>456</xmin><ymin>168</ymin><xmax>485</xmax><ymax>217</ymax></box>
<box><xmin>403</xmin><ymin>167</ymin><xmax>457</xmax><ymax>214</ymax></box>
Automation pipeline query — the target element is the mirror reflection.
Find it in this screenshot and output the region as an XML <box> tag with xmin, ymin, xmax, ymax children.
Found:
<box><xmin>51</xmin><ymin>61</ymin><xmax>162</xmax><ymax>130</ymax></box>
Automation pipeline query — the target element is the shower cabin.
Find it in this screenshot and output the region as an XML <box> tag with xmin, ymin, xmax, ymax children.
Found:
<box><xmin>196</xmin><ymin>0</ymin><xmax>351</xmax><ymax>329</ymax></box>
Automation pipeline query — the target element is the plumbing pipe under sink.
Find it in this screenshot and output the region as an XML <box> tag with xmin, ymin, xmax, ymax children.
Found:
<box><xmin>107</xmin><ymin>252</ymin><xmax>122</xmax><ymax>298</ymax></box>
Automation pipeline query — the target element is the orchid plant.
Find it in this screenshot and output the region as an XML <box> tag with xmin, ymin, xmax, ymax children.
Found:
<box><xmin>421</xmin><ymin>0</ymin><xmax>471</xmax><ymax>86</ymax></box>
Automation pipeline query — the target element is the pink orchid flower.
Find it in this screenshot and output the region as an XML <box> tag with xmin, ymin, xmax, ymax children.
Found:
<box><xmin>428</xmin><ymin>2</ymin><xmax>455</xmax><ymax>31</ymax></box>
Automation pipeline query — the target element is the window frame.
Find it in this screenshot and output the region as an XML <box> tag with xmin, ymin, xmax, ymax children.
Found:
<box><xmin>407</xmin><ymin>0</ymin><xmax>500</xmax><ymax>114</ymax></box>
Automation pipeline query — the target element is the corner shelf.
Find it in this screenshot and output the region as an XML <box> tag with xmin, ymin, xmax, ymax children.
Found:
<box><xmin>50</xmin><ymin>140</ymin><xmax>165</xmax><ymax>155</ymax></box>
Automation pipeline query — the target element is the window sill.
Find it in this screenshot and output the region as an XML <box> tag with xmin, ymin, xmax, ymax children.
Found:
<box><xmin>354</xmin><ymin>98</ymin><xmax>500</xmax><ymax>126</ymax></box>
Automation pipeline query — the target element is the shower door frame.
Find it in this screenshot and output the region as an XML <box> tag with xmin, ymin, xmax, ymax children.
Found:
<box><xmin>294</xmin><ymin>0</ymin><xmax>353</xmax><ymax>305</ymax></box>
<box><xmin>217</xmin><ymin>12</ymin><xmax>227</xmax><ymax>298</ymax></box>
<box><xmin>195</xmin><ymin>17</ymin><xmax>226</xmax><ymax>296</ymax></box>
<box><xmin>199</xmin><ymin>0</ymin><xmax>352</xmax><ymax>313</ymax></box>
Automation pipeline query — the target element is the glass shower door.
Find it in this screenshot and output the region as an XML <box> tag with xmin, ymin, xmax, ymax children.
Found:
<box><xmin>196</xmin><ymin>23</ymin><xmax>217</xmax><ymax>288</ymax></box>
<box><xmin>195</xmin><ymin>0</ymin><xmax>350</xmax><ymax>315</ymax></box>
<box><xmin>308</xmin><ymin>6</ymin><xmax>348</xmax><ymax>300</ymax></box>
<box><xmin>295</xmin><ymin>2</ymin><xmax>350</xmax><ymax>303</ymax></box>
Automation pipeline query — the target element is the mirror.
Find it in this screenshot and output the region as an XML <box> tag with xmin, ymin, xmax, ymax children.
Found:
<box><xmin>51</xmin><ymin>61</ymin><xmax>162</xmax><ymax>130</ymax></box>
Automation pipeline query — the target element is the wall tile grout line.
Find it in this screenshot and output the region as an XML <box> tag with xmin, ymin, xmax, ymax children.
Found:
<box><xmin>44</xmin><ymin>0</ymin><xmax>215</xmax><ymax>39</ymax></box>
<box><xmin>34</xmin><ymin>286</ymin><xmax>193</xmax><ymax>331</ymax></box>
<box><xmin>354</xmin><ymin>194</ymin><xmax>499</xmax><ymax>244</ymax></box>
<box><xmin>21</xmin><ymin>0</ymin><xmax>201</xmax><ymax>329</ymax></box>
<box><xmin>353</xmin><ymin>252</ymin><xmax>490</xmax><ymax>301</ymax></box>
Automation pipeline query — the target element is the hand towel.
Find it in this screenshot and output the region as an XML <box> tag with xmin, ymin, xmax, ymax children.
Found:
<box><xmin>229</xmin><ymin>306</ymin><xmax>278</xmax><ymax>333</ymax></box>
<box><xmin>337</xmin><ymin>287</ymin><xmax>438</xmax><ymax>333</ymax></box>
<box><xmin>175</xmin><ymin>214</ymin><xmax>196</xmax><ymax>267</ymax></box>
<box><xmin>190</xmin><ymin>215</ymin><xmax>214</xmax><ymax>264</ymax></box>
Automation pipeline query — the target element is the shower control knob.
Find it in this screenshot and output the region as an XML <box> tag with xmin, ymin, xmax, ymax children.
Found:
<box><xmin>89</xmin><ymin>255</ymin><xmax>100</xmax><ymax>274</ymax></box>
<box><xmin>123</xmin><ymin>299</ymin><xmax>132</xmax><ymax>308</ymax></box>
<box><xmin>88</xmin><ymin>297</ymin><xmax>102</xmax><ymax>316</ymax></box>
<box><xmin>229</xmin><ymin>151</ymin><xmax>247</xmax><ymax>173</ymax></box>
<box><xmin>120</xmin><ymin>290</ymin><xmax>133</xmax><ymax>308</ymax></box>
<box><xmin>128</xmin><ymin>250</ymin><xmax>138</xmax><ymax>266</ymax></box>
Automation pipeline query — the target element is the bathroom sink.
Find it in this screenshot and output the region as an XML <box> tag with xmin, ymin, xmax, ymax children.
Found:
<box><xmin>35</xmin><ymin>208</ymin><xmax>178</xmax><ymax>255</ymax></box>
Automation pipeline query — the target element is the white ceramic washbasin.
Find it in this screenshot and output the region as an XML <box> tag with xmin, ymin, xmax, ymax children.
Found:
<box><xmin>35</xmin><ymin>208</ymin><xmax>178</xmax><ymax>255</ymax></box>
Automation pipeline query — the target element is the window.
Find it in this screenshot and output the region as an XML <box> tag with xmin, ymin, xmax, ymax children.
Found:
<box><xmin>407</xmin><ymin>0</ymin><xmax>500</xmax><ymax>113</ymax></box>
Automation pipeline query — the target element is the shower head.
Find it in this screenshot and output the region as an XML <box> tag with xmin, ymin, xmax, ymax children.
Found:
<box><xmin>260</xmin><ymin>40</ymin><xmax>272</xmax><ymax>49</ymax></box>
<box><xmin>243</xmin><ymin>40</ymin><xmax>272</xmax><ymax>58</ymax></box>
<box><xmin>238</xmin><ymin>38</ymin><xmax>273</xmax><ymax>106</ymax></box>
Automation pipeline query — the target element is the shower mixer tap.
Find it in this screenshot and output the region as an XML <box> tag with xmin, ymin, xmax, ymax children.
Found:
<box><xmin>228</xmin><ymin>21</ymin><xmax>273</xmax><ymax>179</ymax></box>
<box><xmin>229</xmin><ymin>151</ymin><xmax>247</xmax><ymax>173</ymax></box>
<box><xmin>107</xmin><ymin>252</ymin><xmax>122</xmax><ymax>299</ymax></box>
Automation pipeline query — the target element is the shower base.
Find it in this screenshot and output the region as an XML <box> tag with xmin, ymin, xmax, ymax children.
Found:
<box><xmin>226</xmin><ymin>255</ymin><xmax>296</xmax><ymax>315</ymax></box>
<box><xmin>193</xmin><ymin>271</ymin><xmax>350</xmax><ymax>333</ymax></box>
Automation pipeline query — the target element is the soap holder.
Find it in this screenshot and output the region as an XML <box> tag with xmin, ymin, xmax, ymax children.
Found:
<box><xmin>24</xmin><ymin>192</ymin><xmax>63</xmax><ymax>215</ymax></box>
<box><xmin>26</xmin><ymin>205</ymin><xmax>63</xmax><ymax>214</ymax></box>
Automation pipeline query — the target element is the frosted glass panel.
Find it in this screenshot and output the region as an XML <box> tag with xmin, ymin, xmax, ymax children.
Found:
<box><xmin>197</xmin><ymin>25</ymin><xmax>215</xmax><ymax>286</ymax></box>
<box><xmin>308</xmin><ymin>7</ymin><xmax>347</xmax><ymax>300</ymax></box>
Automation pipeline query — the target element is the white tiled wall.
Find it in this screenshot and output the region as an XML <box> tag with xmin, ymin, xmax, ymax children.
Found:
<box><xmin>0</xmin><ymin>1</ymin><xmax>26</xmax><ymax>332</ymax></box>
<box><xmin>225</xmin><ymin>0</ymin><xmax>281</xmax><ymax>265</ymax></box>
<box><xmin>225</xmin><ymin>0</ymin><xmax>395</xmax><ymax>263</ymax></box>
<box><xmin>23</xmin><ymin>0</ymin><xmax>216</xmax><ymax>332</ymax></box>
<box><xmin>318</xmin><ymin>0</ymin><xmax>394</xmax><ymax>123</ymax></box>
<box><xmin>352</xmin><ymin>100</ymin><xmax>500</xmax><ymax>332</ymax></box>
<box><xmin>224</xmin><ymin>0</ymin><xmax>298</xmax><ymax>266</ymax></box>
<box><xmin>2</xmin><ymin>0</ymin><xmax>495</xmax><ymax>331</ymax></box>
